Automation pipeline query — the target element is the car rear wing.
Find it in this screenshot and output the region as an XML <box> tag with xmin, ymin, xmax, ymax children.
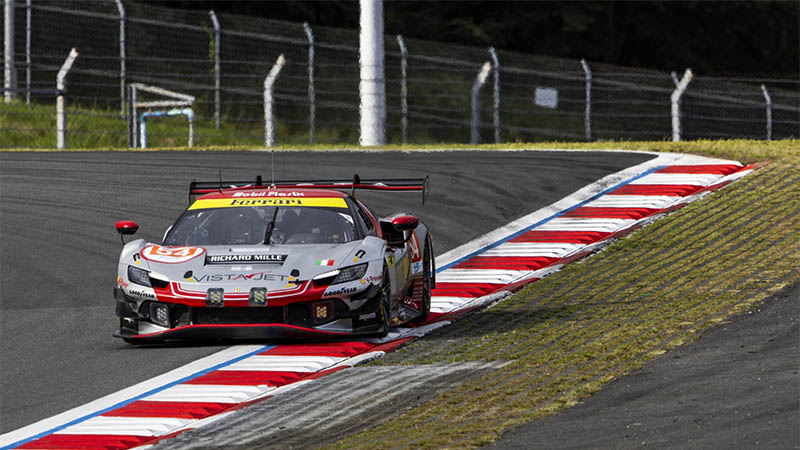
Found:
<box><xmin>189</xmin><ymin>174</ymin><xmax>430</xmax><ymax>205</ymax></box>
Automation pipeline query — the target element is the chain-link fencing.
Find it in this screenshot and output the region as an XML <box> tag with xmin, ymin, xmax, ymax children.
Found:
<box><xmin>1</xmin><ymin>0</ymin><xmax>798</xmax><ymax>148</ymax></box>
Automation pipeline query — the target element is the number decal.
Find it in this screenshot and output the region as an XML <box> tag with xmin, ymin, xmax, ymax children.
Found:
<box><xmin>141</xmin><ymin>245</ymin><xmax>206</xmax><ymax>264</ymax></box>
<box><xmin>408</xmin><ymin>231</ymin><xmax>422</xmax><ymax>262</ymax></box>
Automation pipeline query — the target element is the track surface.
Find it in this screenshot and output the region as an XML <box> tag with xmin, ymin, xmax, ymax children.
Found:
<box><xmin>490</xmin><ymin>283</ymin><xmax>799</xmax><ymax>449</ymax></box>
<box><xmin>0</xmin><ymin>150</ymin><xmax>650</xmax><ymax>433</ymax></box>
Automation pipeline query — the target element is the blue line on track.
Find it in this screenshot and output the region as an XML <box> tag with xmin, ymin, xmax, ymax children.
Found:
<box><xmin>436</xmin><ymin>165</ymin><xmax>665</xmax><ymax>273</ymax></box>
<box><xmin>3</xmin><ymin>345</ymin><xmax>276</xmax><ymax>449</ymax></box>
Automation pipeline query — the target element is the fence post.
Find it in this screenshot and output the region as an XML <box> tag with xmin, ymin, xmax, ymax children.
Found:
<box><xmin>209</xmin><ymin>10</ymin><xmax>221</xmax><ymax>129</ymax></box>
<box><xmin>470</xmin><ymin>61</ymin><xmax>492</xmax><ymax>145</ymax></box>
<box><xmin>302</xmin><ymin>22</ymin><xmax>316</xmax><ymax>144</ymax></box>
<box><xmin>25</xmin><ymin>0</ymin><xmax>31</xmax><ymax>104</ymax></box>
<box><xmin>488</xmin><ymin>47</ymin><xmax>500</xmax><ymax>143</ymax></box>
<box><xmin>4</xmin><ymin>0</ymin><xmax>16</xmax><ymax>102</ymax></box>
<box><xmin>264</xmin><ymin>54</ymin><xmax>286</xmax><ymax>147</ymax></box>
<box><xmin>128</xmin><ymin>84</ymin><xmax>137</xmax><ymax>147</ymax></box>
<box><xmin>56</xmin><ymin>48</ymin><xmax>79</xmax><ymax>149</ymax></box>
<box><xmin>115</xmin><ymin>0</ymin><xmax>126</xmax><ymax>116</ymax></box>
<box><xmin>671</xmin><ymin>68</ymin><xmax>692</xmax><ymax>142</ymax></box>
<box><xmin>761</xmin><ymin>84</ymin><xmax>772</xmax><ymax>141</ymax></box>
<box><xmin>396</xmin><ymin>35</ymin><xmax>408</xmax><ymax>145</ymax></box>
<box><xmin>580</xmin><ymin>58</ymin><xmax>592</xmax><ymax>141</ymax></box>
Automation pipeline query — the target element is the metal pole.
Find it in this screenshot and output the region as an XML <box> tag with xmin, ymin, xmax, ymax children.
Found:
<box><xmin>187</xmin><ymin>108</ymin><xmax>194</xmax><ymax>147</ymax></box>
<box><xmin>671</xmin><ymin>68</ymin><xmax>693</xmax><ymax>142</ymax></box>
<box><xmin>4</xmin><ymin>0</ymin><xmax>16</xmax><ymax>102</ymax></box>
<box><xmin>670</xmin><ymin>71</ymin><xmax>680</xmax><ymax>87</ymax></box>
<box><xmin>303</xmin><ymin>22</ymin><xmax>315</xmax><ymax>144</ymax></box>
<box><xmin>115</xmin><ymin>0</ymin><xmax>126</xmax><ymax>116</ymax></box>
<box><xmin>139</xmin><ymin>114</ymin><xmax>147</xmax><ymax>149</ymax></box>
<box><xmin>358</xmin><ymin>0</ymin><xmax>386</xmax><ymax>146</ymax></box>
<box><xmin>209</xmin><ymin>10</ymin><xmax>220</xmax><ymax>129</ymax></box>
<box><xmin>56</xmin><ymin>48</ymin><xmax>79</xmax><ymax>149</ymax></box>
<box><xmin>470</xmin><ymin>61</ymin><xmax>492</xmax><ymax>145</ymax></box>
<box><xmin>128</xmin><ymin>84</ymin><xmax>137</xmax><ymax>147</ymax></box>
<box><xmin>396</xmin><ymin>35</ymin><xmax>408</xmax><ymax>145</ymax></box>
<box><xmin>488</xmin><ymin>47</ymin><xmax>500</xmax><ymax>143</ymax></box>
<box><xmin>761</xmin><ymin>84</ymin><xmax>772</xmax><ymax>141</ymax></box>
<box><xmin>580</xmin><ymin>58</ymin><xmax>592</xmax><ymax>141</ymax></box>
<box><xmin>263</xmin><ymin>54</ymin><xmax>286</xmax><ymax>147</ymax></box>
<box><xmin>25</xmin><ymin>0</ymin><xmax>31</xmax><ymax>104</ymax></box>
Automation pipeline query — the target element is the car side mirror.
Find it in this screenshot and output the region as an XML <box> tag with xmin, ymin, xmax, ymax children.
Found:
<box><xmin>116</xmin><ymin>220</ymin><xmax>139</xmax><ymax>244</ymax></box>
<box><xmin>381</xmin><ymin>215</ymin><xmax>419</xmax><ymax>247</ymax></box>
<box><xmin>391</xmin><ymin>215</ymin><xmax>419</xmax><ymax>232</ymax></box>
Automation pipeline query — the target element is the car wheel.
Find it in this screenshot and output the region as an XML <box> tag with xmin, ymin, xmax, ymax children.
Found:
<box><xmin>375</xmin><ymin>267</ymin><xmax>392</xmax><ymax>337</ymax></box>
<box><xmin>412</xmin><ymin>237</ymin><xmax>432</xmax><ymax>323</ymax></box>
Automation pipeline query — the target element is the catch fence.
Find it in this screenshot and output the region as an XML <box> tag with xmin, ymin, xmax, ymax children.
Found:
<box><xmin>1</xmin><ymin>0</ymin><xmax>798</xmax><ymax>148</ymax></box>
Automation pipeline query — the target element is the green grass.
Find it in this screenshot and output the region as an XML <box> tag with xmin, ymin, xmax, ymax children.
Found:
<box><xmin>3</xmin><ymin>100</ymin><xmax>797</xmax><ymax>159</ymax></box>
<box><xmin>321</xmin><ymin>142</ymin><xmax>799</xmax><ymax>449</ymax></box>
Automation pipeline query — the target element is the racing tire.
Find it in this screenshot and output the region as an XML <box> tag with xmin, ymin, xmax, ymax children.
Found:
<box><xmin>411</xmin><ymin>237</ymin><xmax>433</xmax><ymax>324</ymax></box>
<box><xmin>375</xmin><ymin>266</ymin><xmax>392</xmax><ymax>338</ymax></box>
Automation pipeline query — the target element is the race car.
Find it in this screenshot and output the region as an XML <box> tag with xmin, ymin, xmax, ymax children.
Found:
<box><xmin>113</xmin><ymin>176</ymin><xmax>434</xmax><ymax>343</ymax></box>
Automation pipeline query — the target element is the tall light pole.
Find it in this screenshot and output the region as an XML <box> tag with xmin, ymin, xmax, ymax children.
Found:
<box><xmin>359</xmin><ymin>0</ymin><xmax>386</xmax><ymax>146</ymax></box>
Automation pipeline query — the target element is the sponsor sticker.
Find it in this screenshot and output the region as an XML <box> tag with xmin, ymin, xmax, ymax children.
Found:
<box><xmin>127</xmin><ymin>288</ymin><xmax>155</xmax><ymax>299</ymax></box>
<box><xmin>412</xmin><ymin>261</ymin><xmax>422</xmax><ymax>273</ymax></box>
<box><xmin>316</xmin><ymin>259</ymin><xmax>335</xmax><ymax>266</ymax></box>
<box><xmin>324</xmin><ymin>286</ymin><xmax>357</xmax><ymax>297</ymax></box>
<box><xmin>189</xmin><ymin>197</ymin><xmax>346</xmax><ymax>210</ymax></box>
<box><xmin>141</xmin><ymin>245</ymin><xmax>206</xmax><ymax>264</ymax></box>
<box><xmin>193</xmin><ymin>272</ymin><xmax>290</xmax><ymax>282</ymax></box>
<box><xmin>206</xmin><ymin>254</ymin><xmax>287</xmax><ymax>264</ymax></box>
<box><xmin>353</xmin><ymin>249</ymin><xmax>366</xmax><ymax>263</ymax></box>
<box><xmin>387</xmin><ymin>255</ymin><xmax>395</xmax><ymax>267</ymax></box>
<box><xmin>408</xmin><ymin>232</ymin><xmax>422</xmax><ymax>262</ymax></box>
<box><xmin>233</xmin><ymin>191</ymin><xmax>305</xmax><ymax>198</ymax></box>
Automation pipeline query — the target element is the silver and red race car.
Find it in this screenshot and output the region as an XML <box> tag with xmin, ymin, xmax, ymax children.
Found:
<box><xmin>113</xmin><ymin>176</ymin><xmax>434</xmax><ymax>343</ymax></box>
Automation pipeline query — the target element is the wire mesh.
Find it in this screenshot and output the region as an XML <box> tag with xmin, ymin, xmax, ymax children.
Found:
<box><xmin>0</xmin><ymin>0</ymin><xmax>797</xmax><ymax>148</ymax></box>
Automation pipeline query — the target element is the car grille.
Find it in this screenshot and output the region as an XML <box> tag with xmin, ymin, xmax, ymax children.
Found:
<box><xmin>192</xmin><ymin>306</ymin><xmax>285</xmax><ymax>325</ymax></box>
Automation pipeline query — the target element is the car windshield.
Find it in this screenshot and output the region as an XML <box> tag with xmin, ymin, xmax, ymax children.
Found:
<box><xmin>164</xmin><ymin>204</ymin><xmax>358</xmax><ymax>246</ymax></box>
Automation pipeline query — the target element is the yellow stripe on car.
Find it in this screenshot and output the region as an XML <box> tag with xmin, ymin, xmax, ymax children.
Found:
<box><xmin>189</xmin><ymin>197</ymin><xmax>347</xmax><ymax>210</ymax></box>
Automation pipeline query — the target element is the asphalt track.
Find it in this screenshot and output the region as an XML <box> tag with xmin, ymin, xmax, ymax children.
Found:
<box><xmin>490</xmin><ymin>283</ymin><xmax>799</xmax><ymax>450</ymax></box>
<box><xmin>0</xmin><ymin>150</ymin><xmax>651</xmax><ymax>433</ymax></box>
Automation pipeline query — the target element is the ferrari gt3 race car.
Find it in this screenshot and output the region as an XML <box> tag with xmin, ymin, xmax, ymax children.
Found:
<box><xmin>113</xmin><ymin>176</ymin><xmax>434</xmax><ymax>343</ymax></box>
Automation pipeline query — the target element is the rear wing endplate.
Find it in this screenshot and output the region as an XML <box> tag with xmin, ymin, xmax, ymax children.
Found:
<box><xmin>189</xmin><ymin>174</ymin><xmax>429</xmax><ymax>205</ymax></box>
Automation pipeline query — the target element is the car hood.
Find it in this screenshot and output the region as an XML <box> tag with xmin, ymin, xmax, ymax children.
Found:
<box><xmin>138</xmin><ymin>240</ymin><xmax>371</xmax><ymax>288</ymax></box>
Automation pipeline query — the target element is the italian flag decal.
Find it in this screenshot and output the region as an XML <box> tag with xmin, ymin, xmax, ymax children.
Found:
<box><xmin>317</xmin><ymin>259</ymin><xmax>335</xmax><ymax>266</ymax></box>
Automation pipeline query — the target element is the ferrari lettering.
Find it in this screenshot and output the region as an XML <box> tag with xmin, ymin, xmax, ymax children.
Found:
<box><xmin>230</xmin><ymin>198</ymin><xmax>303</xmax><ymax>207</ymax></box>
<box><xmin>189</xmin><ymin>197</ymin><xmax>347</xmax><ymax>210</ymax></box>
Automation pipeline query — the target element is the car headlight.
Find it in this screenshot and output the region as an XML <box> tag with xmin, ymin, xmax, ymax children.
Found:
<box><xmin>128</xmin><ymin>266</ymin><xmax>151</xmax><ymax>287</ymax></box>
<box><xmin>332</xmin><ymin>263</ymin><xmax>367</xmax><ymax>284</ymax></box>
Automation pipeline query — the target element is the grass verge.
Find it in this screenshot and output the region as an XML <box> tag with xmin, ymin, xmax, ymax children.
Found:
<box><xmin>322</xmin><ymin>142</ymin><xmax>799</xmax><ymax>449</ymax></box>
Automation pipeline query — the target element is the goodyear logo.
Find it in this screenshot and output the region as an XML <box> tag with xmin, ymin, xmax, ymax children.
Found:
<box><xmin>189</xmin><ymin>197</ymin><xmax>347</xmax><ymax>210</ymax></box>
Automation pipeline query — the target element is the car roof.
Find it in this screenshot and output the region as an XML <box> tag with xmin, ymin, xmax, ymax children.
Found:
<box><xmin>196</xmin><ymin>187</ymin><xmax>349</xmax><ymax>201</ymax></box>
